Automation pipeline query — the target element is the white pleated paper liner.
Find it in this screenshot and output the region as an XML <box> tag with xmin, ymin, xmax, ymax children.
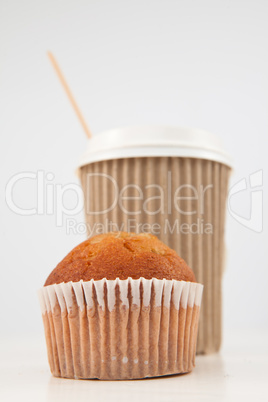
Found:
<box><xmin>38</xmin><ymin>277</ymin><xmax>203</xmax><ymax>380</ymax></box>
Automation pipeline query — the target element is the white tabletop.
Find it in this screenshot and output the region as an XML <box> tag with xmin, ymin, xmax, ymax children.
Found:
<box><xmin>0</xmin><ymin>329</ymin><xmax>267</xmax><ymax>402</ymax></box>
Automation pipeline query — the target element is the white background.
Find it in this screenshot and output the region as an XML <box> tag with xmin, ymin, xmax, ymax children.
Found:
<box><xmin>0</xmin><ymin>0</ymin><xmax>267</xmax><ymax>351</ymax></box>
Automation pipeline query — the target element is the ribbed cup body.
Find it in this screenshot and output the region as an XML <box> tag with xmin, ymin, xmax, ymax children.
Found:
<box><xmin>80</xmin><ymin>157</ymin><xmax>230</xmax><ymax>354</ymax></box>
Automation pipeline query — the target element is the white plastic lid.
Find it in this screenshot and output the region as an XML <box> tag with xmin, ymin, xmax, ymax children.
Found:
<box><xmin>78</xmin><ymin>125</ymin><xmax>232</xmax><ymax>169</ymax></box>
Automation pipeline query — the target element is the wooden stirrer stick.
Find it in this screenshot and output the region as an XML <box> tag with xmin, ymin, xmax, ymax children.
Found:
<box><xmin>47</xmin><ymin>51</ymin><xmax>92</xmax><ymax>139</ymax></box>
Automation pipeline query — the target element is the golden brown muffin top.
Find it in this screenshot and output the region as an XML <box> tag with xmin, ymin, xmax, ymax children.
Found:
<box><xmin>44</xmin><ymin>232</ymin><xmax>196</xmax><ymax>286</ymax></box>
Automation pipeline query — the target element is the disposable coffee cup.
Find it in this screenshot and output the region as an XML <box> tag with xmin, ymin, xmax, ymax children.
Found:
<box><xmin>77</xmin><ymin>126</ymin><xmax>232</xmax><ymax>354</ymax></box>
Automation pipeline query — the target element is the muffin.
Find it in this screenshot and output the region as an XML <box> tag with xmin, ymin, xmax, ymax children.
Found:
<box><xmin>38</xmin><ymin>232</ymin><xmax>203</xmax><ymax>380</ymax></box>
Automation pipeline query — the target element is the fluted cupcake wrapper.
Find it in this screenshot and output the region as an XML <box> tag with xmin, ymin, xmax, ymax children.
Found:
<box><xmin>38</xmin><ymin>278</ymin><xmax>203</xmax><ymax>380</ymax></box>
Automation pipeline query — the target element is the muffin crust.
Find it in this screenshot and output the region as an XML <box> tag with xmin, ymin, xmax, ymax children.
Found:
<box><xmin>44</xmin><ymin>232</ymin><xmax>196</xmax><ymax>286</ymax></box>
